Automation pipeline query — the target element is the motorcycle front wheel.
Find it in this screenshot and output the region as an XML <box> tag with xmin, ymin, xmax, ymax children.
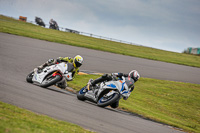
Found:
<box><xmin>77</xmin><ymin>86</ymin><xmax>87</xmax><ymax>101</ymax></box>
<box><xmin>26</xmin><ymin>71</ymin><xmax>34</xmax><ymax>83</ymax></box>
<box><xmin>97</xmin><ymin>92</ymin><xmax>120</xmax><ymax>108</ymax></box>
<box><xmin>40</xmin><ymin>75</ymin><xmax>61</xmax><ymax>88</ymax></box>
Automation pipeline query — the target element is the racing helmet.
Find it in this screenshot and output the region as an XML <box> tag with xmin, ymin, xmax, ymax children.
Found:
<box><xmin>73</xmin><ymin>55</ymin><xmax>83</xmax><ymax>67</ymax></box>
<box><xmin>128</xmin><ymin>70</ymin><xmax>140</xmax><ymax>82</ymax></box>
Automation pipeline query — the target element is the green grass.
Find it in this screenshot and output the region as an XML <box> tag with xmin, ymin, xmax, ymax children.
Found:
<box><xmin>0</xmin><ymin>101</ymin><xmax>94</xmax><ymax>133</ymax></box>
<box><xmin>0</xmin><ymin>15</ymin><xmax>200</xmax><ymax>68</ymax></box>
<box><xmin>68</xmin><ymin>74</ymin><xmax>200</xmax><ymax>133</ymax></box>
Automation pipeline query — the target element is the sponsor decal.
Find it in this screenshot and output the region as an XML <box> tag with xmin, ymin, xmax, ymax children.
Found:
<box><xmin>107</xmin><ymin>84</ymin><xmax>116</xmax><ymax>88</ymax></box>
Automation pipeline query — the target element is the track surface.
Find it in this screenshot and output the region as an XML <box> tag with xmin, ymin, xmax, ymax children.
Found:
<box><xmin>0</xmin><ymin>33</ymin><xmax>197</xmax><ymax>132</ymax></box>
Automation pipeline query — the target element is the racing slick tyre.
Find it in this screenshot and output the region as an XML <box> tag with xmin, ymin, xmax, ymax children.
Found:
<box><xmin>26</xmin><ymin>71</ymin><xmax>34</xmax><ymax>83</ymax></box>
<box><xmin>110</xmin><ymin>100</ymin><xmax>119</xmax><ymax>108</ymax></box>
<box><xmin>77</xmin><ymin>86</ymin><xmax>87</xmax><ymax>101</ymax></box>
<box><xmin>40</xmin><ymin>75</ymin><xmax>61</xmax><ymax>88</ymax></box>
<box><xmin>97</xmin><ymin>92</ymin><xmax>120</xmax><ymax>108</ymax></box>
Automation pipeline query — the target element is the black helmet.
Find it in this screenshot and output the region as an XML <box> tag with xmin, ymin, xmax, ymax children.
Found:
<box><xmin>128</xmin><ymin>70</ymin><xmax>140</xmax><ymax>82</ymax></box>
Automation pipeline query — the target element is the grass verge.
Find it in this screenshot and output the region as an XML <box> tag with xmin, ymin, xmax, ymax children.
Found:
<box><xmin>0</xmin><ymin>101</ymin><xmax>94</xmax><ymax>133</ymax></box>
<box><xmin>0</xmin><ymin>15</ymin><xmax>200</xmax><ymax>68</ymax></box>
<box><xmin>68</xmin><ymin>74</ymin><xmax>200</xmax><ymax>133</ymax></box>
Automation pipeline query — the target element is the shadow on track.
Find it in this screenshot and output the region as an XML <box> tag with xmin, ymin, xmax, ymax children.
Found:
<box><xmin>27</xmin><ymin>81</ymin><xmax>75</xmax><ymax>96</ymax></box>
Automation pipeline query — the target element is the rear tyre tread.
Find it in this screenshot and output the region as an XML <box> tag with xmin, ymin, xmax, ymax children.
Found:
<box><xmin>97</xmin><ymin>93</ymin><xmax>120</xmax><ymax>108</ymax></box>
<box><xmin>40</xmin><ymin>75</ymin><xmax>61</xmax><ymax>88</ymax></box>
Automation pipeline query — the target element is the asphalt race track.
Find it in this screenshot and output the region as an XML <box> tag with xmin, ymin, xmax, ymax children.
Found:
<box><xmin>1</xmin><ymin>32</ymin><xmax>198</xmax><ymax>132</ymax></box>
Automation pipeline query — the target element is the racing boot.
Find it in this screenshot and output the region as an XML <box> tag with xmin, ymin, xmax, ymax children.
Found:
<box><xmin>86</xmin><ymin>79</ymin><xmax>98</xmax><ymax>98</ymax></box>
<box><xmin>86</xmin><ymin>79</ymin><xmax>94</xmax><ymax>91</ymax></box>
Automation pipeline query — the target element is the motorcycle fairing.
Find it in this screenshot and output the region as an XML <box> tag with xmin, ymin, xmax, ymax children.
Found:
<box><xmin>107</xmin><ymin>84</ymin><xmax>117</xmax><ymax>88</ymax></box>
<box><xmin>32</xmin><ymin>62</ymin><xmax>73</xmax><ymax>83</ymax></box>
<box><xmin>32</xmin><ymin>65</ymin><xmax>58</xmax><ymax>83</ymax></box>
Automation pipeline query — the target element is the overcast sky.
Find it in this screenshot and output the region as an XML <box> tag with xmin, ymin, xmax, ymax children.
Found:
<box><xmin>0</xmin><ymin>0</ymin><xmax>200</xmax><ymax>53</ymax></box>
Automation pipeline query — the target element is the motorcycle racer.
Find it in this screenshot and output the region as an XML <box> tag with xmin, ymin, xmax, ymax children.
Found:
<box><xmin>35</xmin><ymin>55</ymin><xmax>83</xmax><ymax>88</ymax></box>
<box><xmin>87</xmin><ymin>70</ymin><xmax>140</xmax><ymax>100</ymax></box>
<box><xmin>49</xmin><ymin>19</ymin><xmax>59</xmax><ymax>30</ymax></box>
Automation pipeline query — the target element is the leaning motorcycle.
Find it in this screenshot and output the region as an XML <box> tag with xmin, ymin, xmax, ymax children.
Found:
<box><xmin>49</xmin><ymin>21</ymin><xmax>59</xmax><ymax>30</ymax></box>
<box><xmin>35</xmin><ymin>17</ymin><xmax>45</xmax><ymax>27</ymax></box>
<box><xmin>77</xmin><ymin>76</ymin><xmax>134</xmax><ymax>108</ymax></box>
<box><xmin>26</xmin><ymin>62</ymin><xmax>73</xmax><ymax>88</ymax></box>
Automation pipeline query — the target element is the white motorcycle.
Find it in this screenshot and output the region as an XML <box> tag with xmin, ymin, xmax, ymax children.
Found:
<box><xmin>77</xmin><ymin>75</ymin><xmax>134</xmax><ymax>108</ymax></box>
<box><xmin>26</xmin><ymin>62</ymin><xmax>74</xmax><ymax>88</ymax></box>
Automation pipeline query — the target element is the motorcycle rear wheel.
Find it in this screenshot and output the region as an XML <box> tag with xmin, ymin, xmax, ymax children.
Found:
<box><xmin>97</xmin><ymin>92</ymin><xmax>120</xmax><ymax>108</ymax></box>
<box><xmin>40</xmin><ymin>75</ymin><xmax>61</xmax><ymax>88</ymax></box>
<box><xmin>110</xmin><ymin>100</ymin><xmax>119</xmax><ymax>108</ymax></box>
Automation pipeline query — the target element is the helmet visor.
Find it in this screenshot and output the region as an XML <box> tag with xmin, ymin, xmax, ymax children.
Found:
<box><xmin>75</xmin><ymin>61</ymin><xmax>82</xmax><ymax>67</ymax></box>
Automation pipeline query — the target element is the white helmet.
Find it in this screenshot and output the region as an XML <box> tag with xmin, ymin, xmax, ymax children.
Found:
<box><xmin>128</xmin><ymin>70</ymin><xmax>140</xmax><ymax>82</ymax></box>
